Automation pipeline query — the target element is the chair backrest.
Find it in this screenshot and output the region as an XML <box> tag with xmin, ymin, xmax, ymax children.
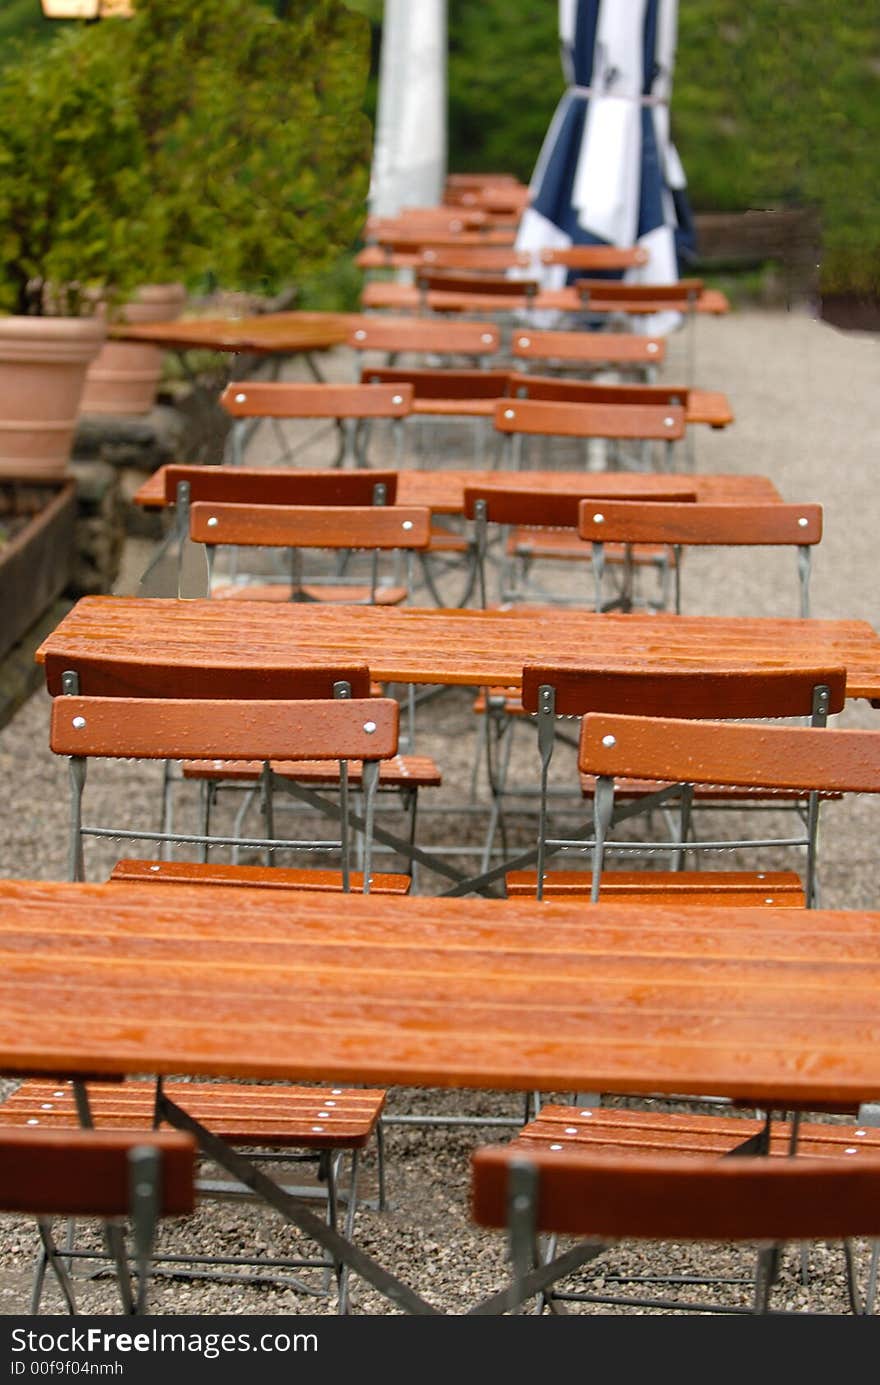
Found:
<box><xmin>415</xmin><ymin>270</ymin><xmax>540</xmax><ymax>299</ymax></box>
<box><xmin>522</xmin><ymin>664</ymin><xmax>847</xmax><ymax>720</ymax></box>
<box><xmin>348</xmin><ymin>317</ymin><xmax>501</xmax><ymax>358</ymax></box>
<box><xmin>509</xmin><ymin>373</ymin><xmax>690</xmax><ymax>409</ymax></box>
<box><xmin>577</xmin><ymin>499</ymin><xmax>823</xmax><ymax>616</ymax></box>
<box><xmin>510</xmin><ymin>328</ymin><xmax>665</xmax><ymax>369</ymax></box>
<box><xmin>0</xmin><ymin>1127</ymin><xmax>195</xmax><ymax>1219</ymax></box>
<box><xmin>579</xmin><ymin>714</ymin><xmax>880</xmax><ymax>794</ymax></box>
<box><xmin>360</xmin><ymin>366</ymin><xmax>512</xmax><ymax>401</ymax></box>
<box><xmin>190</xmin><ymin>502</ymin><xmax>431</xmax><ymax>553</ymax></box>
<box><xmin>219</xmin><ymin>382</ymin><xmax>413</xmax><ymax>420</ymax></box>
<box><xmin>51</xmin><ymin>694</ymin><xmax>399</xmax><ymax>763</ymax></box>
<box><xmin>414</xmin><ymin>247</ymin><xmax>531</xmax><ymax>271</ymax></box>
<box><xmin>539</xmin><ymin>246</ymin><xmax>649</xmax><ymax>271</ymax></box>
<box><xmin>52</xmin><ymin>693</ymin><xmax>399</xmax><ymax>891</ymax></box>
<box><xmin>368</xmin><ymin>230</ymin><xmax>516</xmax><ymax>251</ymax></box>
<box><xmin>493</xmin><ymin>398</ymin><xmax>685</xmax><ymax>442</ymax></box>
<box><xmin>576</xmin><ymin>277</ymin><xmax>705</xmax><ymax>306</ymax></box>
<box><xmin>163</xmin><ymin>466</ymin><xmax>399</xmax><ymax>508</ymax></box>
<box><xmin>463</xmin><ymin>481</ymin><xmax>696</xmax><ymax>529</ymax></box>
<box><xmin>43</xmin><ymin>656</ymin><xmax>373</xmax><ymax>702</ymax></box>
<box><xmin>471</xmin><ymin>1145</ymin><xmax>880</xmax><ymax>1243</ymax></box>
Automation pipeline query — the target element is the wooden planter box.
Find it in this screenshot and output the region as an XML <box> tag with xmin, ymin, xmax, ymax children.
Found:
<box><xmin>0</xmin><ymin>478</ymin><xmax>76</xmax><ymax>663</ymax></box>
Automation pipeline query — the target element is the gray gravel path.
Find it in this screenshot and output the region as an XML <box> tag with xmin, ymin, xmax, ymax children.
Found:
<box><xmin>0</xmin><ymin>307</ymin><xmax>878</xmax><ymax>1316</ymax></box>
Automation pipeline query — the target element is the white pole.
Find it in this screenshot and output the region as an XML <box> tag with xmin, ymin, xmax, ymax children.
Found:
<box><xmin>369</xmin><ymin>0</ymin><xmax>447</xmax><ymax>217</ymax></box>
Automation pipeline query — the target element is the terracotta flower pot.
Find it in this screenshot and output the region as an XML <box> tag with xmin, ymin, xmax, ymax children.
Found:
<box><xmin>79</xmin><ymin>282</ymin><xmax>187</xmax><ymax>417</ymax></box>
<box><xmin>0</xmin><ymin>315</ymin><xmax>106</xmax><ymax>479</ymax></box>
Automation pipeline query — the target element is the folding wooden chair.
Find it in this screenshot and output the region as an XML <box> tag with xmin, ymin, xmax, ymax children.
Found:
<box><xmin>578</xmin><ymin>499</ymin><xmax>823</xmax><ymax>618</ymax></box>
<box><xmin>138</xmin><ymin>465</ymin><xmax>401</xmax><ymax>601</ymax></box>
<box><xmin>510</xmin><ymin>327</ymin><xmax>665</xmax><ymax>381</ymax></box>
<box><xmin>0</xmin><ymin>1128</ymin><xmax>195</xmax><ymax>1315</ymax></box>
<box><xmin>45</xmin><ymin>688</ymin><xmax>400</xmax><ymax>1306</ymax></box>
<box><xmin>472</xmin><ymin>1140</ymin><xmax>880</xmax><ymax>1314</ymax></box>
<box><xmin>190</xmin><ymin>499</ymin><xmax>431</xmax><ymax>607</ymax></box>
<box><xmin>514</xmin><ymin>664</ymin><xmax>846</xmax><ymax>904</ymax></box>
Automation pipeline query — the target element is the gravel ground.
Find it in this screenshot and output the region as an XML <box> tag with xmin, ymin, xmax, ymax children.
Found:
<box><xmin>1</xmin><ymin>307</ymin><xmax>879</xmax><ymax>1317</ymax></box>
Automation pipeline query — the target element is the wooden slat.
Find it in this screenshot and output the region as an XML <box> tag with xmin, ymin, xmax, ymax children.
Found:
<box><xmin>190</xmin><ymin>503</ymin><xmax>431</xmax><ymax>550</ymax></box>
<box><xmin>0</xmin><ymin>882</ymin><xmax>879</xmax><ymax>1106</ymax></box>
<box><xmin>36</xmin><ymin>600</ymin><xmax>880</xmax><ymax>701</ymax></box>
<box><xmin>111</xmin><ymin>311</ymin><xmax>358</xmax><ymax>356</ymax></box>
<box><xmin>180</xmin><ymin>753</ymin><xmax>441</xmax><ymax>786</ymax></box>
<box><xmin>0</xmin><ymin>1127</ymin><xmax>195</xmax><ymax>1217</ymax></box>
<box><xmin>505</xmin><ymin>871</ymin><xmax>806</xmax><ymax>904</ymax></box>
<box><xmin>219</xmin><ymin>382</ymin><xmax>412</xmax><ymax>419</ymax></box>
<box><xmin>359</xmin><ymin>366</ymin><xmax>512</xmax><ymax>399</ymax></box>
<box><xmin>471</xmin><ymin>1146</ymin><xmax>880</xmax><ymax>1241</ymax></box>
<box><xmin>493</xmin><ymin>399</ymin><xmax>685</xmax><ymax>441</ymax></box>
<box><xmin>50</xmin><ymin>695</ymin><xmax>399</xmax><ymax>761</ymax></box>
<box><xmin>108</xmin><ymin>862</ymin><xmax>412</xmax><ymax>895</ymax></box>
<box><xmin>522</xmin><ymin>664</ymin><xmax>848</xmax><ymax>718</ymax></box>
<box><xmin>0</xmin><ymin>1079</ymin><xmax>385</xmax><ymax>1150</ymax></box>
<box><xmin>510</xmin><ymin>329</ymin><xmax>665</xmax><ymax>365</ymax></box>
<box><xmin>578</xmin><ymin>500</ymin><xmax>822</xmax><ymax>545</ymax></box>
<box><xmin>163</xmin><ymin>467</ymin><xmax>399</xmax><ymax>508</ymax></box>
<box><xmin>43</xmin><ymin>651</ymin><xmax>373</xmax><ymax>701</ymax></box>
<box><xmin>580</xmin><ymin>715</ymin><xmax>880</xmax><ymax>791</ymax></box>
<box><xmin>348</xmin><ymin>318</ymin><xmax>501</xmax><ymax>355</ymax></box>
<box><xmin>539</xmin><ymin>246</ymin><xmax>648</xmax><ymax>270</ymax></box>
<box><xmin>464</xmin><ymin>483</ymin><xmax>695</xmax><ymax>528</ymax></box>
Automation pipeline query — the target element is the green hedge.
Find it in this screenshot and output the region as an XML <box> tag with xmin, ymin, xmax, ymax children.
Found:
<box><xmin>7</xmin><ymin>2</ymin><xmax>879</xmax><ymax>293</ymax></box>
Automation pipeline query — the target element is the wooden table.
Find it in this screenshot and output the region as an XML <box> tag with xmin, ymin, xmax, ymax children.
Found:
<box><xmin>36</xmin><ymin>598</ymin><xmax>880</xmax><ymax>706</ymax></box>
<box><xmin>111</xmin><ymin>311</ymin><xmax>359</xmax><ymax>358</ymax></box>
<box><xmin>1</xmin><ymin>878</ymin><xmax>878</xmax><ymax>1312</ymax></box>
<box><xmin>133</xmin><ymin>466</ymin><xmax>774</xmax><ymax>515</ymax></box>
<box><xmin>1</xmin><ymin>878</ymin><xmax>878</xmax><ymax>1107</ymax></box>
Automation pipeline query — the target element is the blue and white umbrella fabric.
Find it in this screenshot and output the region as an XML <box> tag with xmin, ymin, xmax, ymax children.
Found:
<box><xmin>516</xmin><ymin>0</ymin><xmax>696</xmax><ymax>332</ymax></box>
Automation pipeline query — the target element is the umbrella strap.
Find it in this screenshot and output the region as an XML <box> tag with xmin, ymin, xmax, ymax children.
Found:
<box><xmin>569</xmin><ymin>84</ymin><xmax>667</xmax><ymax>106</ymax></box>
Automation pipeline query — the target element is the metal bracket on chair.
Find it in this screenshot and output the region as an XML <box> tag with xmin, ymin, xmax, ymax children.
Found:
<box><xmin>507</xmin><ymin>1159</ymin><xmax>539</xmax><ymax>1314</ymax></box>
<box><xmin>129</xmin><ymin>1146</ymin><xmax>161</xmax><ymax>1315</ymax></box>
<box><xmin>535</xmin><ymin>685</ymin><xmax>556</xmax><ymax>900</ymax></box>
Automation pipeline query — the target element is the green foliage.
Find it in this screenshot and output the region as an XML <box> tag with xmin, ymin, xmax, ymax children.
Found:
<box><xmin>0</xmin><ymin>0</ymin><xmax>371</xmax><ymax>315</ymax></box>
<box><xmin>0</xmin><ymin>28</ymin><xmax>153</xmax><ymax>315</ymax></box>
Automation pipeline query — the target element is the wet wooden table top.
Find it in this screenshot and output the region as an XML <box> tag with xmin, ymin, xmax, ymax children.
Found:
<box><xmin>36</xmin><ymin>597</ymin><xmax>880</xmax><ymax>704</ymax></box>
<box><xmin>134</xmin><ymin>467</ymin><xmax>776</xmax><ymax>514</ymax></box>
<box><xmin>111</xmin><ymin>311</ymin><xmax>359</xmax><ymax>356</ymax></box>
<box><xmin>0</xmin><ymin>880</ymin><xmax>877</xmax><ymax>1106</ymax></box>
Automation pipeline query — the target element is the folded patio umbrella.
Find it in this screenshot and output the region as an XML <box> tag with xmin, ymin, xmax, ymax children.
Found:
<box><xmin>516</xmin><ymin>0</ymin><xmax>696</xmax><ymax>329</ymax></box>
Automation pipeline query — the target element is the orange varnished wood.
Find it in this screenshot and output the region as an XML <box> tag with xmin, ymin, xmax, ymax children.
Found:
<box><xmin>580</xmin><ymin>714</ymin><xmax>880</xmax><ymax>791</ymax></box>
<box><xmin>42</xmin><ymin>650</ymin><xmax>373</xmax><ymax>701</ymax></box>
<box><xmin>50</xmin><ymin>695</ymin><xmax>400</xmax><ymax>761</ymax></box>
<box><xmin>348</xmin><ymin>317</ymin><xmax>501</xmax><ymax>355</ymax></box>
<box><xmin>539</xmin><ymin>246</ymin><xmax>648</xmax><ymax>270</ymax></box>
<box><xmin>180</xmin><ymin>755</ymin><xmax>442</xmax><ymax>787</ymax></box>
<box><xmin>0</xmin><ymin>1126</ymin><xmax>195</xmax><ymax>1217</ymax></box>
<box><xmin>521</xmin><ymin>664</ymin><xmax>847</xmax><ymax>718</ymax></box>
<box><xmin>508</xmin><ymin>373</ymin><xmax>734</xmax><ymax>427</ymax></box>
<box><xmin>403</xmin><ymin>247</ymin><xmax>531</xmax><ymax>271</ymax></box>
<box><xmin>36</xmin><ymin>599</ymin><xmax>880</xmax><ymax>701</ymax></box>
<box><xmin>416</xmin><ymin>270</ymin><xmax>541</xmax><ymax>298</ymax></box>
<box><xmin>493</xmin><ymin>398</ymin><xmax>685</xmax><ymax>441</ymax></box>
<box><xmin>0</xmin><ymin>1079</ymin><xmax>385</xmax><ymax>1152</ymax></box>
<box><xmin>219</xmin><ymin>382</ymin><xmax>412</xmax><ymax>420</ymax></box>
<box><xmin>510</xmin><ymin>328</ymin><xmax>665</xmax><ymax>366</ymax></box>
<box><xmin>464</xmin><ymin>481</ymin><xmax>695</xmax><ymax>528</ymax></box>
<box><xmin>136</xmin><ymin>467</ymin><xmax>776</xmax><ymax>514</ymax></box>
<box><xmin>578</xmin><ymin>500</ymin><xmax>822</xmax><ymax>546</ymax></box>
<box><xmin>471</xmin><ymin>1147</ymin><xmax>880</xmax><ymax>1241</ymax></box>
<box><xmin>505</xmin><ymin>871</ymin><xmax>805</xmax><ymax>904</ymax></box>
<box><xmin>163</xmin><ymin>467</ymin><xmax>399</xmax><ymax>508</ymax></box>
<box><xmin>577</xmin><ymin>277</ymin><xmax>704</xmax><ymax>303</ymax></box>
<box><xmin>360</xmin><ymin>281</ymin><xmax>581</xmax><ymax>314</ymax></box>
<box><xmin>368</xmin><ymin>230</ymin><xmax>516</xmax><ymax>250</ymax></box>
<box><xmin>111</xmin><ymin>311</ymin><xmax>358</xmax><ymax>356</ymax></box>
<box><xmin>359</xmin><ymin>366</ymin><xmax>512</xmax><ymax>400</ymax></box>
<box><xmin>0</xmin><ymin>880</ymin><xmax>879</xmax><ymax>1103</ymax></box>
<box><xmin>516</xmin><ymin>1104</ymin><xmax>880</xmax><ymax>1160</ymax></box>
<box><xmin>189</xmin><ymin>503</ymin><xmax>431</xmax><ymax>551</ymax></box>
<box><xmin>109</xmin><ymin>861</ymin><xmax>411</xmax><ymax>895</ymax></box>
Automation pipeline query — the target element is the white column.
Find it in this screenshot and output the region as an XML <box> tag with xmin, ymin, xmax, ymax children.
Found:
<box><xmin>369</xmin><ymin>0</ymin><xmax>447</xmax><ymax>218</ymax></box>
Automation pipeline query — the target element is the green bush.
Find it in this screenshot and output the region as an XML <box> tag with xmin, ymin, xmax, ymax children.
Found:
<box><xmin>0</xmin><ymin>0</ymin><xmax>371</xmax><ymax>314</ymax></box>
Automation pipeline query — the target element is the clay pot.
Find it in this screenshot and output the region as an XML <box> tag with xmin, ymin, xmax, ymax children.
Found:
<box><xmin>79</xmin><ymin>282</ymin><xmax>187</xmax><ymax>417</ymax></box>
<box><xmin>0</xmin><ymin>315</ymin><xmax>106</xmax><ymax>479</ymax></box>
